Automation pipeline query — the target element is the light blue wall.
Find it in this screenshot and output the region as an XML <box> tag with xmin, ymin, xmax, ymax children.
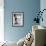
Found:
<box><xmin>40</xmin><ymin>0</ymin><xmax>46</xmax><ymax>27</ymax></box>
<box><xmin>4</xmin><ymin>0</ymin><xmax>40</xmax><ymax>42</ymax></box>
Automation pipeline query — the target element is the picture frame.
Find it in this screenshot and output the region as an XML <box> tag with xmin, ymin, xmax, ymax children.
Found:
<box><xmin>12</xmin><ymin>12</ymin><xmax>24</xmax><ymax>27</ymax></box>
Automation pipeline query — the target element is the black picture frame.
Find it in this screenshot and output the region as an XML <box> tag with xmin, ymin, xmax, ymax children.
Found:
<box><xmin>12</xmin><ymin>12</ymin><xmax>24</xmax><ymax>27</ymax></box>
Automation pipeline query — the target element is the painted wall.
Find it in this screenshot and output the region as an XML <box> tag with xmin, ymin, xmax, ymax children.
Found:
<box><xmin>40</xmin><ymin>0</ymin><xmax>46</xmax><ymax>27</ymax></box>
<box><xmin>4</xmin><ymin>0</ymin><xmax>40</xmax><ymax>42</ymax></box>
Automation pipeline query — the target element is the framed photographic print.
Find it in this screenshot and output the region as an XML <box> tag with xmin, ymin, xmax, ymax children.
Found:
<box><xmin>12</xmin><ymin>12</ymin><xmax>24</xmax><ymax>27</ymax></box>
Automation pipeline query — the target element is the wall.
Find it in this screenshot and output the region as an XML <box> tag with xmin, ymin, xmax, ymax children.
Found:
<box><xmin>4</xmin><ymin>0</ymin><xmax>40</xmax><ymax>42</ymax></box>
<box><xmin>40</xmin><ymin>0</ymin><xmax>46</xmax><ymax>27</ymax></box>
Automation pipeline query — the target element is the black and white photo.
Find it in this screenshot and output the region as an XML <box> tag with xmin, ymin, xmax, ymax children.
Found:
<box><xmin>12</xmin><ymin>12</ymin><xmax>24</xmax><ymax>27</ymax></box>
